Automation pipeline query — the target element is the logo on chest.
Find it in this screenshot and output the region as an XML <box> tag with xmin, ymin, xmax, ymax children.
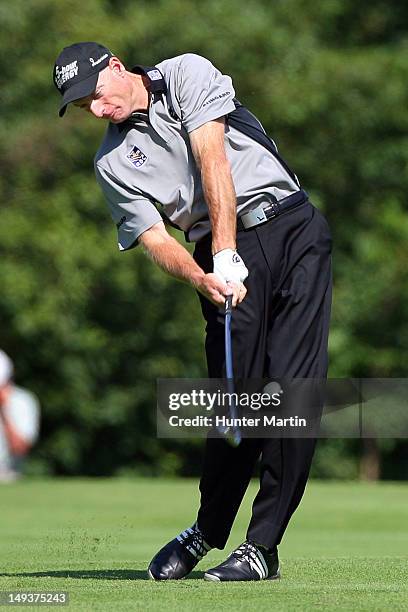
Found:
<box><xmin>126</xmin><ymin>145</ymin><xmax>148</xmax><ymax>168</ymax></box>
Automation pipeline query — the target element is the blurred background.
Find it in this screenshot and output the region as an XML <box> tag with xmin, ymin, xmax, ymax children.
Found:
<box><xmin>1</xmin><ymin>0</ymin><xmax>407</xmax><ymax>482</ymax></box>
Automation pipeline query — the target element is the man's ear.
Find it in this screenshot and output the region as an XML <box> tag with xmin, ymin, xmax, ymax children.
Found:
<box><xmin>109</xmin><ymin>56</ymin><xmax>126</xmax><ymax>76</ymax></box>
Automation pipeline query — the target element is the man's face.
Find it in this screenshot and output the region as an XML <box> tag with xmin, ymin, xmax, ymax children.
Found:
<box><xmin>74</xmin><ymin>60</ymin><xmax>135</xmax><ymax>123</ymax></box>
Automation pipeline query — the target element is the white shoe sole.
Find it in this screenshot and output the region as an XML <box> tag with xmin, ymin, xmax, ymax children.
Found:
<box><xmin>204</xmin><ymin>572</ymin><xmax>220</xmax><ymax>582</ymax></box>
<box><xmin>203</xmin><ymin>569</ymin><xmax>280</xmax><ymax>582</ymax></box>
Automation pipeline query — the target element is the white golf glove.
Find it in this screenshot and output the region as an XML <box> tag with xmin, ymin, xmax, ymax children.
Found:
<box><xmin>213</xmin><ymin>248</ymin><xmax>249</xmax><ymax>284</ymax></box>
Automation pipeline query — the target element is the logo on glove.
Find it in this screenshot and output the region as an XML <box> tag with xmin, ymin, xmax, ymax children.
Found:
<box><xmin>213</xmin><ymin>248</ymin><xmax>249</xmax><ymax>284</ymax></box>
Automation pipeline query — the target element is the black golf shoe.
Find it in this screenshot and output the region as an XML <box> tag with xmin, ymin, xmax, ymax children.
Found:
<box><xmin>204</xmin><ymin>540</ymin><xmax>280</xmax><ymax>582</ymax></box>
<box><xmin>148</xmin><ymin>523</ymin><xmax>212</xmax><ymax>580</ymax></box>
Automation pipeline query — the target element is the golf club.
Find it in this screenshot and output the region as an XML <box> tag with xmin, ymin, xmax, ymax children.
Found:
<box><xmin>224</xmin><ymin>294</ymin><xmax>241</xmax><ymax>445</ymax></box>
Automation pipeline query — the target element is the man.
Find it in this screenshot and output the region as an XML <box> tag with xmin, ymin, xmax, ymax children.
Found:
<box><xmin>53</xmin><ymin>42</ymin><xmax>332</xmax><ymax>581</ymax></box>
<box><xmin>0</xmin><ymin>350</ymin><xmax>40</xmax><ymax>482</ymax></box>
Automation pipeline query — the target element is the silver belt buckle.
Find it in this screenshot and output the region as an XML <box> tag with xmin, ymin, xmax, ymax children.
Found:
<box><xmin>240</xmin><ymin>204</ymin><xmax>268</xmax><ymax>229</ymax></box>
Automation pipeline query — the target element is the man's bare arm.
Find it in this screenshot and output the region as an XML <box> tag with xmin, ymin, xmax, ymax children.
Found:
<box><xmin>139</xmin><ymin>221</ymin><xmax>245</xmax><ymax>306</ymax></box>
<box><xmin>189</xmin><ymin>118</ymin><xmax>236</xmax><ymax>255</ymax></box>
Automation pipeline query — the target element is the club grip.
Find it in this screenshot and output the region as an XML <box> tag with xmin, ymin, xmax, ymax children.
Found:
<box><xmin>225</xmin><ymin>295</ymin><xmax>233</xmax><ymax>315</ymax></box>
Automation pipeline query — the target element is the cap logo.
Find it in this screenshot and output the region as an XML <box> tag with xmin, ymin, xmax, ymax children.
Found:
<box><xmin>55</xmin><ymin>60</ymin><xmax>78</xmax><ymax>89</ymax></box>
<box><xmin>89</xmin><ymin>54</ymin><xmax>109</xmax><ymax>67</ymax></box>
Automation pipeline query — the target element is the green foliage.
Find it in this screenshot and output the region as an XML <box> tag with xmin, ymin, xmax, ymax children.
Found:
<box><xmin>1</xmin><ymin>0</ymin><xmax>407</xmax><ymax>476</ymax></box>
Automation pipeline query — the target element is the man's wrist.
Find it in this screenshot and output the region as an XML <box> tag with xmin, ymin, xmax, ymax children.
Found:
<box><xmin>190</xmin><ymin>269</ymin><xmax>206</xmax><ymax>289</ymax></box>
<box><xmin>213</xmin><ymin>247</ymin><xmax>236</xmax><ymax>259</ymax></box>
<box><xmin>212</xmin><ymin>243</ymin><xmax>236</xmax><ymax>256</ymax></box>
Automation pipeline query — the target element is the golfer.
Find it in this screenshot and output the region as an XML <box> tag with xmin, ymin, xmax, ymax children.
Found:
<box><xmin>53</xmin><ymin>42</ymin><xmax>332</xmax><ymax>582</ymax></box>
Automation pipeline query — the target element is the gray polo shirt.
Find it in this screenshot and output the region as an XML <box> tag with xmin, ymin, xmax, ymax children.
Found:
<box><xmin>94</xmin><ymin>53</ymin><xmax>299</xmax><ymax>250</ymax></box>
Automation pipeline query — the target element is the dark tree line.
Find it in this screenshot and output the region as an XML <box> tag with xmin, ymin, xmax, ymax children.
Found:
<box><xmin>1</xmin><ymin>0</ymin><xmax>407</xmax><ymax>478</ymax></box>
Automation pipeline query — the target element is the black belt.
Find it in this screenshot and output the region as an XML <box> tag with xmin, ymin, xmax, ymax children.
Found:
<box><xmin>237</xmin><ymin>189</ymin><xmax>309</xmax><ymax>231</ymax></box>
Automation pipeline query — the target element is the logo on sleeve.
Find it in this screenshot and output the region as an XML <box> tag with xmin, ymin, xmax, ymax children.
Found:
<box><xmin>126</xmin><ymin>146</ymin><xmax>148</xmax><ymax>168</ymax></box>
<box><xmin>146</xmin><ymin>69</ymin><xmax>162</xmax><ymax>81</ymax></box>
<box><xmin>202</xmin><ymin>91</ymin><xmax>231</xmax><ymax>108</ymax></box>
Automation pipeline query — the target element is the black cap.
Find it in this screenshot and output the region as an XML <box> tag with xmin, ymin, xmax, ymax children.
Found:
<box><xmin>53</xmin><ymin>42</ymin><xmax>113</xmax><ymax>117</ymax></box>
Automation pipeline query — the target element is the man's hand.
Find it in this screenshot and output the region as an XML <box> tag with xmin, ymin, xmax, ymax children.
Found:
<box><xmin>196</xmin><ymin>273</ymin><xmax>246</xmax><ymax>307</ymax></box>
<box><xmin>213</xmin><ymin>248</ymin><xmax>249</xmax><ymax>284</ymax></box>
<box><xmin>212</xmin><ymin>248</ymin><xmax>248</xmax><ymax>307</ymax></box>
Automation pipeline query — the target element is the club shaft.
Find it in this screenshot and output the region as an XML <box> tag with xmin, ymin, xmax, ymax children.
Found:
<box><xmin>224</xmin><ymin>296</ymin><xmax>241</xmax><ymax>444</ymax></box>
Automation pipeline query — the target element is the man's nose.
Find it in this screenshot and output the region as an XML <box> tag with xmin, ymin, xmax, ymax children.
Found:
<box><xmin>89</xmin><ymin>99</ymin><xmax>104</xmax><ymax>118</ymax></box>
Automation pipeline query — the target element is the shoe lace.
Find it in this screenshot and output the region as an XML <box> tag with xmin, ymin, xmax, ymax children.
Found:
<box><xmin>180</xmin><ymin>524</ymin><xmax>210</xmax><ymax>557</ymax></box>
<box><xmin>188</xmin><ymin>529</ymin><xmax>204</xmax><ymax>551</ymax></box>
<box><xmin>232</xmin><ymin>541</ymin><xmax>259</xmax><ymax>564</ymax></box>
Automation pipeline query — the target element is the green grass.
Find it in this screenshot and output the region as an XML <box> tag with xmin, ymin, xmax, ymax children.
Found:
<box><xmin>0</xmin><ymin>479</ymin><xmax>407</xmax><ymax>611</ymax></box>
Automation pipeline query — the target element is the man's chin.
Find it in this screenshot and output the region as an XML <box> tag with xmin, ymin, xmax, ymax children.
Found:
<box><xmin>109</xmin><ymin>110</ymin><xmax>133</xmax><ymax>124</ymax></box>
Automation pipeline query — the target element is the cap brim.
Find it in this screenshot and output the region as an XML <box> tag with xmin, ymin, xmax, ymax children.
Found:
<box><xmin>58</xmin><ymin>72</ymin><xmax>99</xmax><ymax>117</ymax></box>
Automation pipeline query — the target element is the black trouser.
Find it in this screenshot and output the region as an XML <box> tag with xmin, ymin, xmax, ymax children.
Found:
<box><xmin>192</xmin><ymin>200</ymin><xmax>332</xmax><ymax>550</ymax></box>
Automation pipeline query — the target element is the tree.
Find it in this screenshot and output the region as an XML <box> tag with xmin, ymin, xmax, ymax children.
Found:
<box><xmin>1</xmin><ymin>0</ymin><xmax>407</xmax><ymax>477</ymax></box>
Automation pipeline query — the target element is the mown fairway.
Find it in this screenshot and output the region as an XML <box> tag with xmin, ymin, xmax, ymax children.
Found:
<box><xmin>1</xmin><ymin>479</ymin><xmax>407</xmax><ymax>611</ymax></box>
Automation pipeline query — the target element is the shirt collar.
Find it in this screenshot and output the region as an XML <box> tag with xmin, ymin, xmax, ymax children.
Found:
<box><xmin>117</xmin><ymin>65</ymin><xmax>167</xmax><ymax>132</ymax></box>
<box><xmin>130</xmin><ymin>65</ymin><xmax>167</xmax><ymax>94</ymax></box>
